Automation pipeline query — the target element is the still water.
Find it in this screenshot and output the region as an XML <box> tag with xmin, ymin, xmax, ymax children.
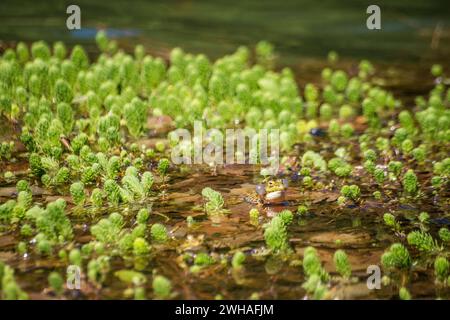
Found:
<box><xmin>0</xmin><ymin>0</ymin><xmax>449</xmax><ymax>64</ymax></box>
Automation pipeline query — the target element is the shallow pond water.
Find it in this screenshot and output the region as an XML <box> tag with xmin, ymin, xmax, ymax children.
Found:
<box><xmin>0</xmin><ymin>112</ymin><xmax>448</xmax><ymax>299</ymax></box>
<box><xmin>0</xmin><ymin>0</ymin><xmax>449</xmax><ymax>301</ymax></box>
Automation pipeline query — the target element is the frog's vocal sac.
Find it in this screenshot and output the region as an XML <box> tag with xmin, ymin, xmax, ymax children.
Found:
<box><xmin>245</xmin><ymin>178</ymin><xmax>288</xmax><ymax>205</ymax></box>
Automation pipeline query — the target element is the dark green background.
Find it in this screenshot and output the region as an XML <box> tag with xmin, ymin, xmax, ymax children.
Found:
<box><xmin>0</xmin><ymin>0</ymin><xmax>449</xmax><ymax>63</ymax></box>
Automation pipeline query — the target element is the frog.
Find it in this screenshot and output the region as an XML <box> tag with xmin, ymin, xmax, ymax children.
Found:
<box><xmin>245</xmin><ymin>178</ymin><xmax>288</xmax><ymax>205</ymax></box>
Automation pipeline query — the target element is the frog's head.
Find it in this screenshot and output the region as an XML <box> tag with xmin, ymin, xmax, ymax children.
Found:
<box><xmin>255</xmin><ymin>178</ymin><xmax>288</xmax><ymax>203</ymax></box>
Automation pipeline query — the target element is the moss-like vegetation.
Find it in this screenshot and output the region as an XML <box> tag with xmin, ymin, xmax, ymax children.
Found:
<box><xmin>0</xmin><ymin>34</ymin><xmax>449</xmax><ymax>300</ymax></box>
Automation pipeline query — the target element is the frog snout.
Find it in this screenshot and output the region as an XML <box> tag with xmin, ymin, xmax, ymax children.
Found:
<box><xmin>265</xmin><ymin>190</ymin><xmax>284</xmax><ymax>200</ymax></box>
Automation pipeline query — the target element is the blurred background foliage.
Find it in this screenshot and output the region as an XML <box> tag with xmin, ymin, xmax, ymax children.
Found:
<box><xmin>0</xmin><ymin>0</ymin><xmax>449</xmax><ymax>64</ymax></box>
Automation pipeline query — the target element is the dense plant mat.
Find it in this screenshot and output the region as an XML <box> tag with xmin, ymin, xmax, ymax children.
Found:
<box><xmin>0</xmin><ymin>33</ymin><xmax>449</xmax><ymax>299</ymax></box>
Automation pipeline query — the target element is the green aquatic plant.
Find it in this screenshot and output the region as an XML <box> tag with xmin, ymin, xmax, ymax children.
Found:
<box><xmin>412</xmin><ymin>146</ymin><xmax>426</xmax><ymax>163</ymax></box>
<box><xmin>56</xmin><ymin>102</ymin><xmax>74</xmax><ymax>134</ymax></box>
<box><xmin>115</xmin><ymin>269</ymin><xmax>146</xmax><ymax>286</ymax></box>
<box><xmin>373</xmin><ymin>168</ymin><xmax>386</xmax><ymax>185</ymax></box>
<box><xmin>407</xmin><ymin>230</ymin><xmax>440</xmax><ymax>253</ymax></box>
<box><xmin>302</xmin><ymin>273</ymin><xmax>329</xmax><ymax>300</ymax></box>
<box><xmin>402</xmin><ymin>169</ymin><xmax>419</xmax><ymax>195</ymax></box>
<box><xmin>81</xmin><ymin>163</ymin><xmax>101</xmax><ymax>185</ymax></box>
<box><xmin>431</xmin><ymin>176</ymin><xmax>444</xmax><ymax>190</ymax></box>
<box><xmin>157</xmin><ymin>158</ymin><xmax>170</xmax><ymax>182</ymax></box>
<box><xmin>152</xmin><ymin>275</ymin><xmax>172</xmax><ymax>299</ymax></box>
<box><xmin>0</xmin><ymin>141</ymin><xmax>14</xmax><ymax>161</ymax></box>
<box><xmin>133</xmin><ymin>237</ymin><xmax>151</xmax><ymax>255</ymax></box>
<box><xmin>124</xmin><ymin>98</ymin><xmax>147</xmax><ymax>137</ymax></box>
<box><xmin>399</xmin><ymin>287</ymin><xmax>411</xmax><ymax>300</ymax></box>
<box><xmin>54</xmin><ymin>167</ymin><xmax>70</xmax><ymax>185</ymax></box>
<box><xmin>328</xmin><ymin>119</ymin><xmax>340</xmax><ymax>137</ymax></box>
<box><xmin>264</xmin><ymin>214</ymin><xmax>291</xmax><ymax>253</ymax></box>
<box><xmin>150</xmin><ymin>223</ymin><xmax>169</xmax><ymax>243</ymax></box>
<box><xmin>373</xmin><ymin>190</ymin><xmax>382</xmax><ymax>200</ymax></box>
<box><xmin>70</xmin><ymin>182</ymin><xmax>86</xmax><ymax>206</ymax></box>
<box><xmin>301</xmin><ymin>150</ymin><xmax>327</xmax><ymax>172</ymax></box>
<box><xmin>29</xmin><ymin>153</ymin><xmax>45</xmax><ymax>177</ymax></box>
<box><xmin>433</xmin><ymin>158</ymin><xmax>450</xmax><ymax>176</ymax></box>
<box><xmin>302</xmin><ymin>246</ymin><xmax>329</xmax><ymax>281</ymax></box>
<box><xmin>328</xmin><ymin>157</ymin><xmax>352</xmax><ymax>177</ymax></box>
<box><xmin>70</xmin><ymin>133</ymin><xmax>88</xmax><ymax>155</ymax></box>
<box><xmin>201</xmin><ymin>187</ymin><xmax>228</xmax><ymax>215</ymax></box>
<box><xmin>137</xmin><ymin>208</ymin><xmax>150</xmax><ymax>224</ymax></box>
<box><xmin>363</xmin><ymin>159</ymin><xmax>376</xmax><ymax>175</ymax></box>
<box><xmin>17</xmin><ymin>241</ymin><xmax>27</xmax><ymax>255</ymax></box>
<box><xmin>104</xmin><ymin>156</ymin><xmax>121</xmax><ymax>180</ymax></box>
<box><xmin>302</xmin><ymin>176</ymin><xmax>313</xmax><ymax>188</ymax></box>
<box><xmin>70</xmin><ymin>44</ymin><xmax>89</xmax><ymax>70</ymax></box>
<box><xmin>0</xmin><ymin>199</ymin><xmax>16</xmax><ymax>224</ymax></box>
<box><xmin>16</xmin><ymin>41</ymin><xmax>29</xmax><ymax>63</ymax></box>
<box><xmin>90</xmin><ymin>188</ymin><xmax>104</xmax><ymax>208</ymax></box>
<box><xmin>4</xmin><ymin>171</ymin><xmax>15</xmax><ymax>182</ymax></box>
<box><xmin>118</xmin><ymin>224</ymin><xmax>147</xmax><ymax>255</ymax></box>
<box><xmin>398</xmin><ymin>110</ymin><xmax>415</xmax><ymax>134</ymax></box>
<box><xmin>1</xmin><ymin>264</ymin><xmax>28</xmax><ymax>300</ymax></box>
<box><xmin>330</xmin><ymin>70</ymin><xmax>348</xmax><ymax>92</ymax></box>
<box><xmin>340</xmin><ymin>123</ymin><xmax>354</xmax><ymax>139</ymax></box>
<box><xmin>53</xmin><ymin>41</ymin><xmax>67</xmax><ymax>60</ymax></box>
<box><xmin>48</xmin><ymin>272</ymin><xmax>64</xmax><ymax>295</ymax></box>
<box><xmin>278</xmin><ymin>210</ymin><xmax>294</xmax><ymax>225</ymax></box>
<box><xmin>249</xmin><ymin>208</ymin><xmax>259</xmax><ymax>220</ymax></box>
<box><xmin>29</xmin><ymin>199</ymin><xmax>73</xmax><ymax>243</ymax></box>
<box><xmin>104</xmin><ymin>179</ymin><xmax>121</xmax><ymax>206</ymax></box>
<box><xmin>141</xmin><ymin>171</ymin><xmax>154</xmax><ymax>195</ymax></box>
<box><xmin>388</xmin><ymin>161</ymin><xmax>403</xmax><ymax>178</ymax></box>
<box><xmin>333</xmin><ymin>250</ymin><xmax>351</xmax><ymax>279</ymax></box>
<box><xmin>401</xmin><ymin>138</ymin><xmax>414</xmax><ymax>155</ymax></box>
<box><xmin>87</xmin><ymin>255</ymin><xmax>110</xmax><ymax>287</ymax></box>
<box><xmin>438</xmin><ymin>228</ymin><xmax>450</xmax><ymax>242</ymax></box>
<box><xmin>418</xmin><ymin>212</ymin><xmax>429</xmax><ymax>225</ymax></box>
<box><xmin>340</xmin><ymin>184</ymin><xmax>361</xmax><ymax>202</ymax></box>
<box><xmin>431</xmin><ymin>64</ymin><xmax>443</xmax><ymax>77</ymax></box>
<box><xmin>31</xmin><ymin>40</ymin><xmax>50</xmax><ymax>60</ymax></box>
<box><xmin>297</xmin><ymin>205</ymin><xmax>308</xmax><ymax>216</ymax></box>
<box><xmin>319</xmin><ymin>103</ymin><xmax>333</xmax><ymax>120</ymax></box>
<box><xmin>339</xmin><ymin>104</ymin><xmax>354</xmax><ymax>120</ymax></box>
<box><xmin>381</xmin><ymin>243</ymin><xmax>411</xmax><ymax>270</ymax></box>
<box><xmin>392</xmin><ymin>128</ymin><xmax>408</xmax><ymax>147</ymax></box>
<box><xmin>36</xmin><ymin>235</ymin><xmax>53</xmax><ymax>256</ymax></box>
<box><xmin>255</xmin><ymin>41</ymin><xmax>275</xmax><ymax>69</ymax></box>
<box><xmin>328</xmin><ymin>50</ymin><xmax>339</xmax><ymax>63</ymax></box>
<box><xmin>90</xmin><ymin>212</ymin><xmax>124</xmax><ymax>245</ymax></box>
<box><xmin>434</xmin><ymin>256</ymin><xmax>449</xmax><ymax>283</ymax></box>
<box><xmin>383</xmin><ymin>213</ymin><xmax>401</xmax><ymax>233</ymax></box>
<box><xmin>193</xmin><ymin>252</ymin><xmax>215</xmax><ymax>270</ymax></box>
<box><xmin>121</xmin><ymin>174</ymin><xmax>145</xmax><ymax>200</ymax></box>
<box><xmin>0</xmin><ymin>200</ymin><xmax>16</xmax><ymax>224</ymax></box>
<box><xmin>55</xmin><ymin>79</ymin><xmax>73</xmax><ymax>103</ymax></box>
<box><xmin>95</xmin><ymin>30</ymin><xmax>109</xmax><ymax>52</ymax></box>
<box><xmin>232</xmin><ymin>251</ymin><xmax>246</xmax><ymax>269</ymax></box>
<box><xmin>20</xmin><ymin>224</ymin><xmax>33</xmax><ymax>237</ymax></box>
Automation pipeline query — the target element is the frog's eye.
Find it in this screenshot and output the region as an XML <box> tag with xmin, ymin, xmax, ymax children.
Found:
<box><xmin>268</xmin><ymin>181</ymin><xmax>274</xmax><ymax>187</ymax></box>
